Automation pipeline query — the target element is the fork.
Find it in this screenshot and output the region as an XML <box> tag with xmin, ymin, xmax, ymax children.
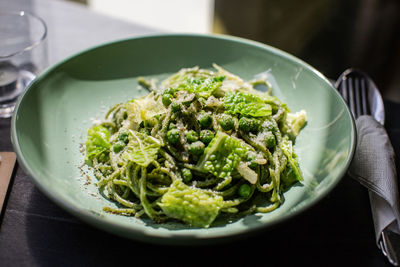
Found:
<box><xmin>335</xmin><ymin>69</ymin><xmax>400</xmax><ymax>265</ymax></box>
<box><xmin>335</xmin><ymin>69</ymin><xmax>385</xmax><ymax>125</ymax></box>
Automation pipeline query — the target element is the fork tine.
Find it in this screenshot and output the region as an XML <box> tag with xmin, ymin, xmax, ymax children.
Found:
<box><xmin>360</xmin><ymin>75</ymin><xmax>370</xmax><ymax>116</ymax></box>
<box><xmin>336</xmin><ymin>68</ymin><xmax>385</xmax><ymax>124</ymax></box>
<box><xmin>347</xmin><ymin>77</ymin><xmax>358</xmax><ymax>119</ymax></box>
<box><xmin>354</xmin><ymin>76</ymin><xmax>362</xmax><ymax>118</ymax></box>
<box><xmin>340</xmin><ymin>77</ymin><xmax>348</xmax><ymax>102</ymax></box>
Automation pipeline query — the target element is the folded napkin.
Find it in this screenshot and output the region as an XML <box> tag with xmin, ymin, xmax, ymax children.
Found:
<box><xmin>348</xmin><ymin>115</ymin><xmax>400</xmax><ymax>244</ymax></box>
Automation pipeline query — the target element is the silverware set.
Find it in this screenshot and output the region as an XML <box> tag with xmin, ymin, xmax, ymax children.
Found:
<box><xmin>336</xmin><ymin>69</ymin><xmax>400</xmax><ymax>266</ymax></box>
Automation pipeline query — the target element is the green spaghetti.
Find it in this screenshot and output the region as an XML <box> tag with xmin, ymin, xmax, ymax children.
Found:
<box><xmin>85</xmin><ymin>64</ymin><xmax>306</xmax><ymax>228</ymax></box>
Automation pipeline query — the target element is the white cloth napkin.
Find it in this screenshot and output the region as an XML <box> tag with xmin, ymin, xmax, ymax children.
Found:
<box><xmin>348</xmin><ymin>115</ymin><xmax>400</xmax><ymax>244</ymax></box>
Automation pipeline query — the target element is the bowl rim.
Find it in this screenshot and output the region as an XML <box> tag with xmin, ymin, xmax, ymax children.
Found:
<box><xmin>10</xmin><ymin>33</ymin><xmax>357</xmax><ymax>244</ymax></box>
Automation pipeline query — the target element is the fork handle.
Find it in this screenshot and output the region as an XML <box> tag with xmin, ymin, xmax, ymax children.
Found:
<box><xmin>380</xmin><ymin>222</ymin><xmax>400</xmax><ymax>265</ymax></box>
<box><xmin>370</xmin><ymin>191</ymin><xmax>400</xmax><ymax>265</ymax></box>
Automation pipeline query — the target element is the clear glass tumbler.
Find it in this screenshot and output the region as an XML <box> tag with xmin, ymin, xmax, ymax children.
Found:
<box><xmin>0</xmin><ymin>11</ymin><xmax>48</xmax><ymax>118</ymax></box>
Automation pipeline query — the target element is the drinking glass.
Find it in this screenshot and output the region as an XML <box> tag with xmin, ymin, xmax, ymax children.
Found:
<box><xmin>0</xmin><ymin>11</ymin><xmax>48</xmax><ymax>118</ymax></box>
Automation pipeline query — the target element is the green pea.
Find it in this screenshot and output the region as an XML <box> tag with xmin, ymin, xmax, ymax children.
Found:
<box><xmin>219</xmin><ymin>114</ymin><xmax>234</xmax><ymax>131</ymax></box>
<box><xmin>189</xmin><ymin>141</ymin><xmax>205</xmax><ymax>156</ymax></box>
<box><xmin>238</xmin><ymin>183</ymin><xmax>251</xmax><ymax>198</ymax></box>
<box><xmin>239</xmin><ymin>117</ymin><xmax>251</xmax><ymax>132</ymax></box>
<box><xmin>144</xmin><ymin>117</ymin><xmax>158</xmax><ymax>127</ymax></box>
<box><xmin>181</xmin><ymin>168</ymin><xmax>193</xmax><ymax>183</ymax></box>
<box><xmin>264</xmin><ymin>131</ymin><xmax>276</xmax><ymax>148</ymax></box>
<box><xmin>139</xmin><ymin>127</ymin><xmax>150</xmax><ymax>135</ymax></box>
<box><xmin>213</xmin><ymin>75</ymin><xmax>226</xmax><ymax>82</ymax></box>
<box><xmin>182</xmin><ymin>96</ymin><xmax>194</xmax><ymax>107</ymax></box>
<box><xmin>168</xmin><ymin>122</ymin><xmax>177</xmax><ymax>130</ymax></box>
<box><xmin>271</xmin><ymin>105</ymin><xmax>280</xmax><ymax>114</ymax></box>
<box><xmin>98</xmin><ymin>152</ymin><xmax>109</xmax><ymax>163</ymax></box>
<box><xmin>112</xmin><ymin>141</ymin><xmax>125</xmax><ymax>153</ymax></box>
<box><xmin>163</xmin><ymin>87</ymin><xmax>175</xmax><ymax>95</ymax></box>
<box><xmin>185</xmin><ymin>130</ymin><xmax>199</xmax><ymax>143</ymax></box>
<box><xmin>200</xmin><ymin>130</ymin><xmax>214</xmax><ymax>144</ymax></box>
<box><xmin>250</xmin><ymin>119</ymin><xmax>260</xmax><ymax>132</ymax></box>
<box><xmin>162</xmin><ymin>93</ymin><xmax>173</xmax><ymax>106</ymax></box>
<box><xmin>248</xmin><ymin>161</ymin><xmax>258</xmax><ymax>170</ymax></box>
<box><xmin>167</xmin><ymin>129</ymin><xmax>180</xmax><ymax>145</ymax></box>
<box><xmin>199</xmin><ymin>113</ymin><xmax>212</xmax><ymax>128</ymax></box>
<box><xmin>246</xmin><ymin>152</ymin><xmax>258</xmax><ymax>169</ymax></box>
<box><xmin>262</xmin><ymin>120</ymin><xmax>277</xmax><ymax>132</ymax></box>
<box><xmin>239</xmin><ymin>117</ymin><xmax>260</xmax><ymax>133</ymax></box>
<box><xmin>118</xmin><ymin>131</ymin><xmax>129</xmax><ymax>144</ymax></box>
<box><xmin>170</xmin><ymin>102</ymin><xmax>181</xmax><ymax>113</ymax></box>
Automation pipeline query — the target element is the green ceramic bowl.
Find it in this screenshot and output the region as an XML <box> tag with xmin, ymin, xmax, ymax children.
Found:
<box><xmin>11</xmin><ymin>34</ymin><xmax>356</xmax><ymax>244</ymax></box>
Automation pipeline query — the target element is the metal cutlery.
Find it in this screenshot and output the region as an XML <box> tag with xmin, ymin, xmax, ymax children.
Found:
<box><xmin>336</xmin><ymin>69</ymin><xmax>385</xmax><ymax>125</ymax></box>
<box><xmin>335</xmin><ymin>68</ymin><xmax>400</xmax><ymax>265</ymax></box>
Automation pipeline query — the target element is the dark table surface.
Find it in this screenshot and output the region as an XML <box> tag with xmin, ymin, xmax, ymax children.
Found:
<box><xmin>1</xmin><ymin>0</ymin><xmax>400</xmax><ymax>266</ymax></box>
<box><xmin>1</xmin><ymin>101</ymin><xmax>400</xmax><ymax>267</ymax></box>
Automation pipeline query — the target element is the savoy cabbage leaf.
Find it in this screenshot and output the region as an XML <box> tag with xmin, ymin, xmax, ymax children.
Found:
<box><xmin>159</xmin><ymin>180</ymin><xmax>224</xmax><ymax>228</ymax></box>
<box><xmin>122</xmin><ymin>130</ymin><xmax>161</xmax><ymax>167</ymax></box>
<box><xmin>196</xmin><ymin>131</ymin><xmax>249</xmax><ymax>179</ymax></box>
<box><xmin>85</xmin><ymin>125</ymin><xmax>111</xmax><ymax>164</ymax></box>
<box><xmin>223</xmin><ymin>91</ymin><xmax>272</xmax><ymax>117</ymax></box>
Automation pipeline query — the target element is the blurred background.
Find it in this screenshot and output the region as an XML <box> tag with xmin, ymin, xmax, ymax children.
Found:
<box><xmin>9</xmin><ymin>0</ymin><xmax>400</xmax><ymax>103</ymax></box>
<box><xmin>69</xmin><ymin>0</ymin><xmax>400</xmax><ymax>103</ymax></box>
